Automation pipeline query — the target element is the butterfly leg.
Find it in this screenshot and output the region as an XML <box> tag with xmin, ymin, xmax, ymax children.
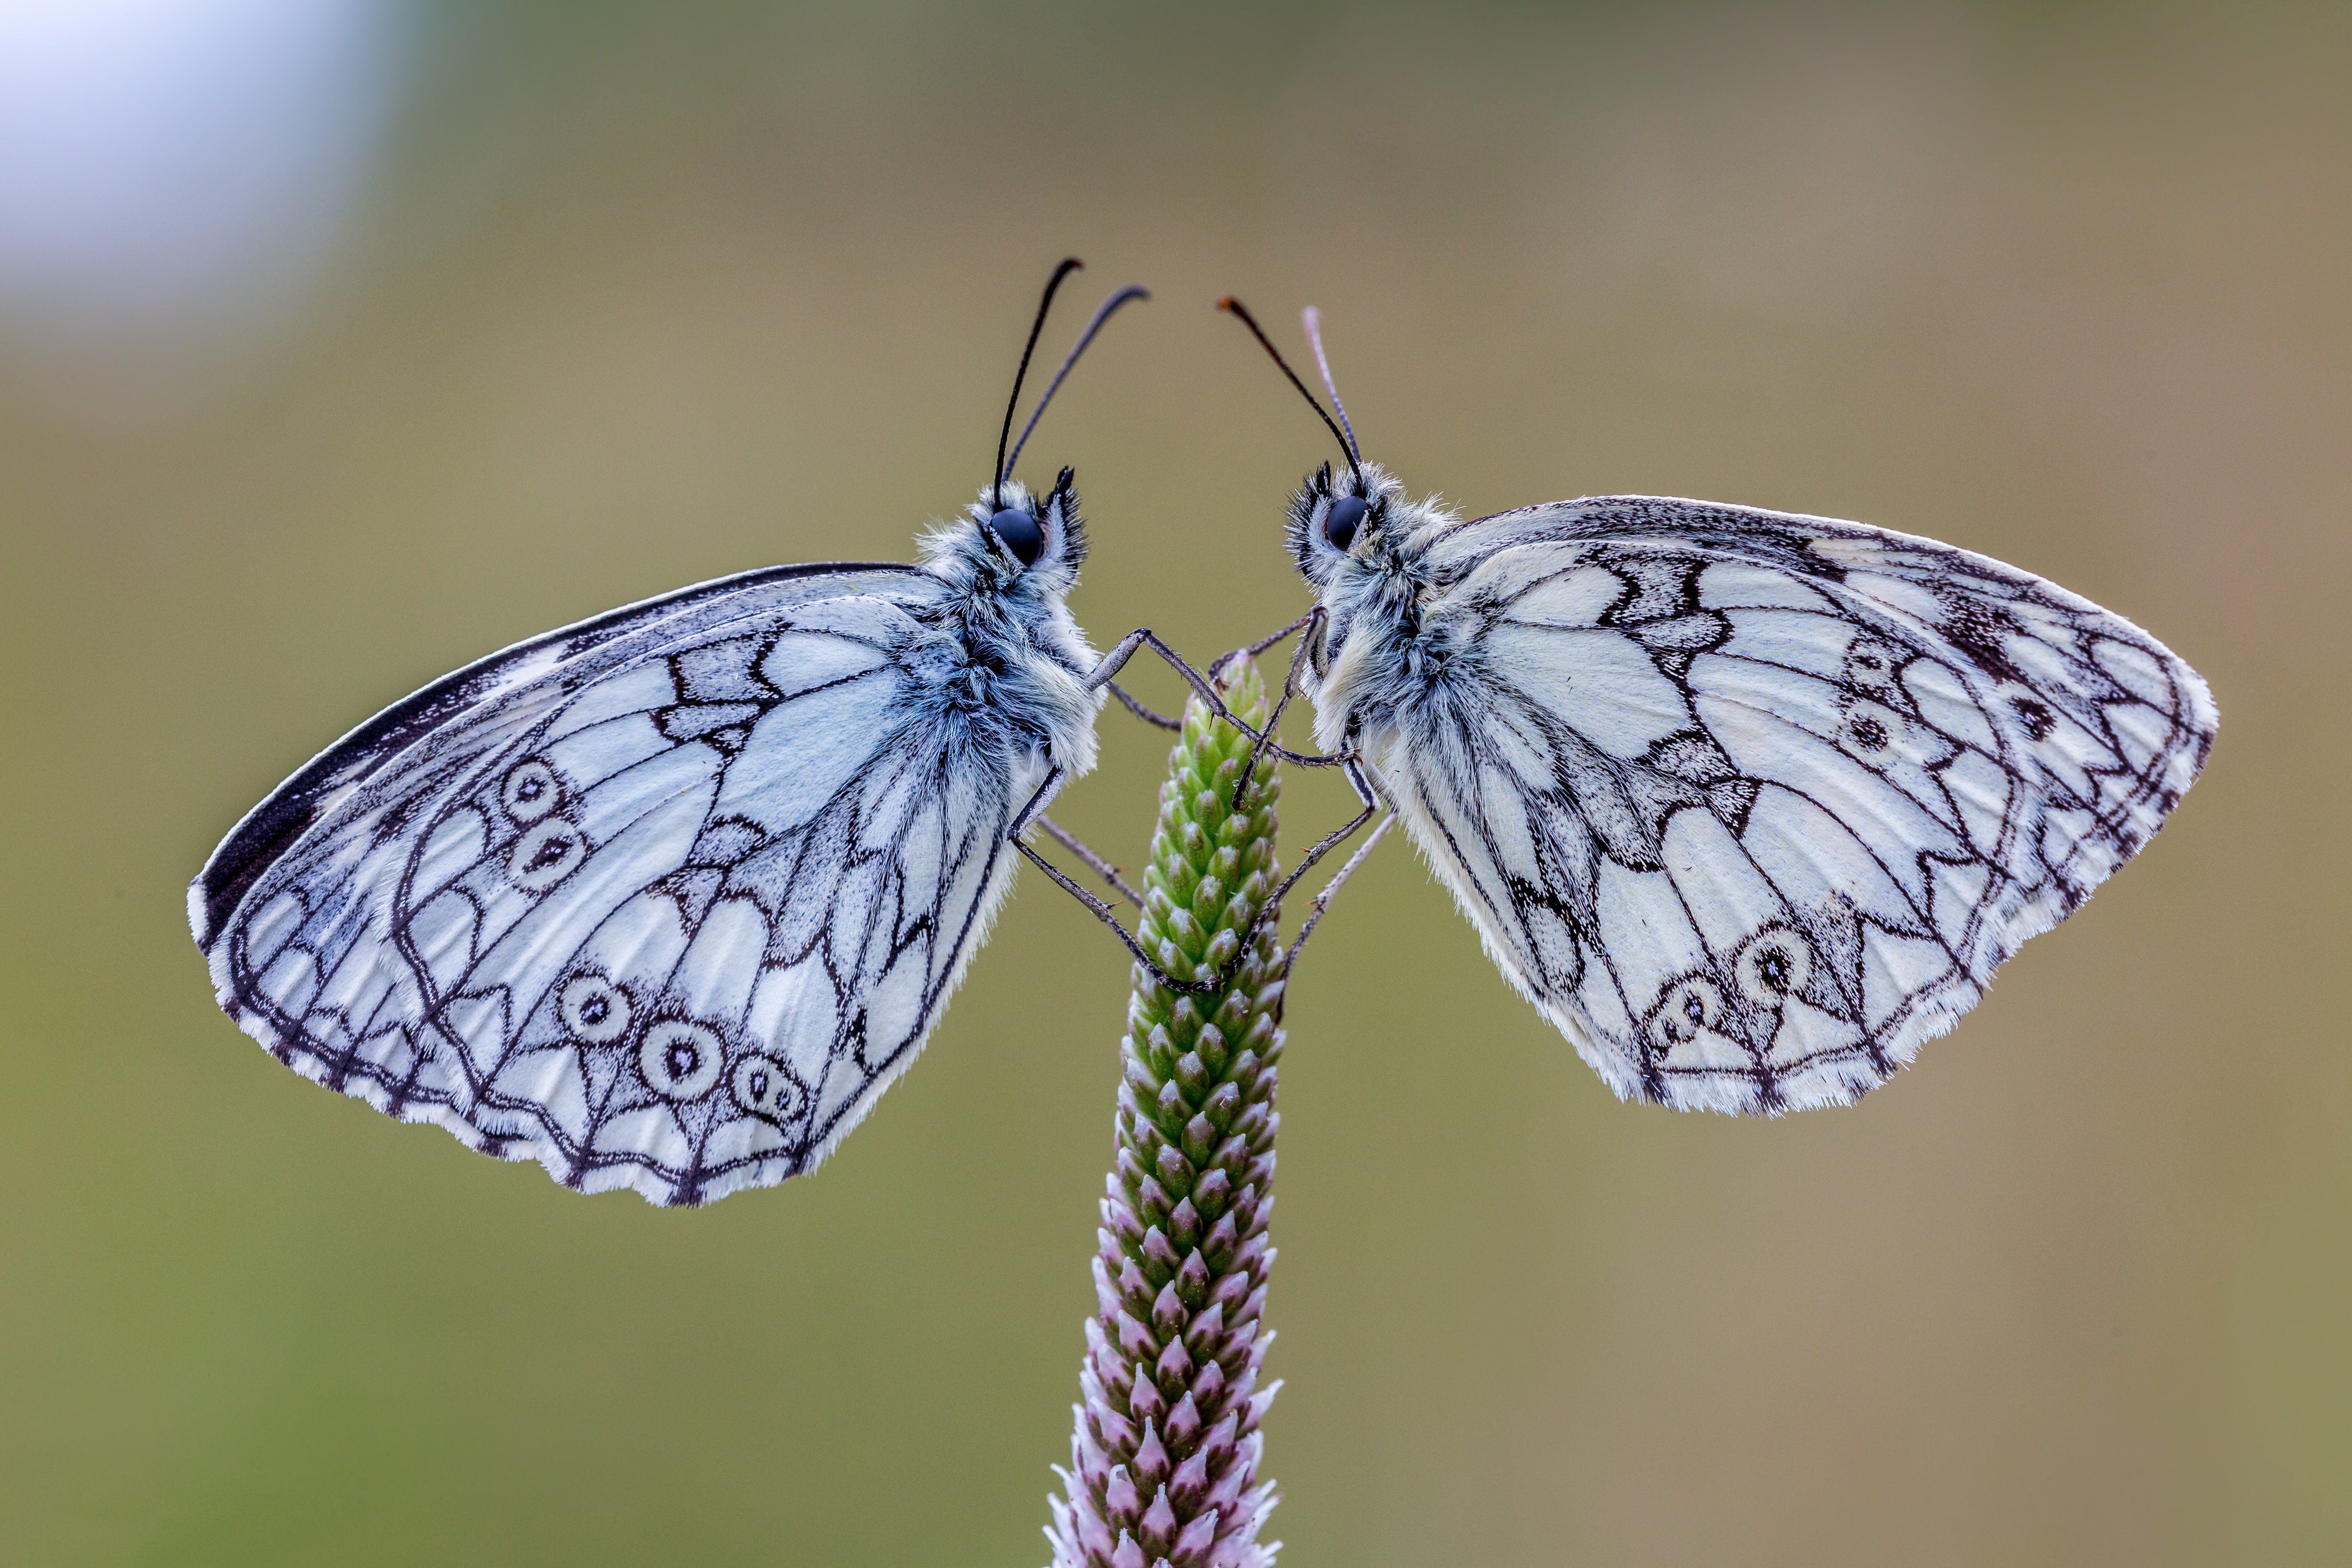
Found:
<box><xmin>1228</xmin><ymin>609</ymin><xmax>1326</xmax><ymax>810</ymax></box>
<box><xmin>1293</xmin><ymin>752</ymin><xmax>1401</xmax><ymax>956</ymax></box>
<box><xmin>1025</xmin><ymin>659</ymin><xmax>1394</xmax><ymax>993</ymax></box>
<box><xmin>1007</xmin><ymin>765</ymin><xmax>1229</xmax><ymax>996</ymax></box>
<box><xmin>1087</xmin><ymin>628</ymin><xmax>1230</xmax><ymax>712</ymax></box>
<box><xmin>1202</xmin><ymin>608</ymin><xmax>1320</xmax><ymax>676</ymax></box>
<box><xmin>1086</xmin><ymin>628</ymin><xmax>1339</xmax><ymax>771</ymax></box>
<box><xmin>1222</xmin><ymin>748</ymin><xmax>1394</xmax><ymax>975</ymax></box>
<box><xmin>1036</xmin><ymin>815</ymin><xmax>1143</xmax><ymax>906</ymax></box>
<box><xmin>1102</xmin><ymin>679</ymin><xmax>1182</xmax><ymax>732</ymax></box>
<box><xmin>1285</xmin><ymin>813</ymin><xmax>1397</xmax><ymax>977</ymax></box>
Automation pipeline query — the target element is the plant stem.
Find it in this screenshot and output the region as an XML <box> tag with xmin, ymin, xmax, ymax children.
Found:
<box><xmin>1044</xmin><ymin>655</ymin><xmax>1287</xmax><ymax>1568</ymax></box>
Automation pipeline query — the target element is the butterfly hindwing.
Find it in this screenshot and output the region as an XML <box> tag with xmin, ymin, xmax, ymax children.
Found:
<box><xmin>198</xmin><ymin>565</ymin><xmax>1041</xmax><ymax>1204</ymax></box>
<box><xmin>1385</xmin><ymin>496</ymin><xmax>2214</xmax><ymax>1112</ymax></box>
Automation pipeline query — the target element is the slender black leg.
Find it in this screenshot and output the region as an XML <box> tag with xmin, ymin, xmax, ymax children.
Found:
<box><xmin>1104</xmin><ymin>679</ymin><xmax>1182</xmax><ymax>731</ymax></box>
<box><xmin>1086</xmin><ymin>628</ymin><xmax>1228</xmax><ymax>710</ymax></box>
<box><xmin>1086</xmin><ymin>629</ymin><xmax>1343</xmax><ymax>771</ymax></box>
<box><xmin>1271</xmin><ymin>748</ymin><xmax>1403</xmax><ymax>975</ymax></box>
<box><xmin>1006</xmin><ymin>762</ymin><xmax>1067</xmax><ymax>839</ymax></box>
<box><xmin>1037</xmin><ymin>815</ymin><xmax>1142</xmax><ymax>906</ymax></box>
<box><xmin>1206</xmin><ymin>608</ymin><xmax>1317</xmax><ymax>677</ymax></box>
<box><xmin>1219</xmin><ymin>749</ymin><xmax>1394</xmax><ymax>970</ymax></box>
<box><xmin>1354</xmin><ymin>747</ymin><xmax>1403</xmax><ymax>815</ymax></box>
<box><xmin>1241</xmin><ymin>608</ymin><xmax>1320</xmax><ymax>662</ymax></box>
<box><xmin>1229</xmin><ymin>609</ymin><xmax>1324</xmax><ymax>811</ymax></box>
<box><xmin>1008</xmin><ymin>695</ymin><xmax>1402</xmax><ymax>998</ymax></box>
<box><xmin>1284</xmin><ymin>813</ymin><xmax>1396</xmax><ymax>977</ymax></box>
<box><xmin>1007</xmin><ymin>764</ymin><xmax>1227</xmax><ymax>996</ymax></box>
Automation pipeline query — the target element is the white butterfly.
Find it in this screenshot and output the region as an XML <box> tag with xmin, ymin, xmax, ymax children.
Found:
<box><xmin>190</xmin><ymin>262</ymin><xmax>1215</xmax><ymax>1206</ymax></box>
<box><xmin>1218</xmin><ymin>301</ymin><xmax>2218</xmax><ymax>1114</ymax></box>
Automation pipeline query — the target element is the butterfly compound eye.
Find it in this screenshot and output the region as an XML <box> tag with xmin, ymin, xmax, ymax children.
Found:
<box><xmin>988</xmin><ymin>506</ymin><xmax>1046</xmax><ymax>566</ymax></box>
<box><xmin>1323</xmin><ymin>494</ymin><xmax>1368</xmax><ymax>550</ymax></box>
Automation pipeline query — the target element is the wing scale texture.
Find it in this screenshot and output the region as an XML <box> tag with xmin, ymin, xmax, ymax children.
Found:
<box><xmin>193</xmin><ymin>564</ymin><xmax>1040</xmax><ymax>1203</ymax></box>
<box><xmin>1376</xmin><ymin>496</ymin><xmax>2214</xmax><ymax>1111</ymax></box>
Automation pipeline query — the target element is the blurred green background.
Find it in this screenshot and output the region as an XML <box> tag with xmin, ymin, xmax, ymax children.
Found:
<box><xmin>3</xmin><ymin>2</ymin><xmax>2345</xmax><ymax>1564</ymax></box>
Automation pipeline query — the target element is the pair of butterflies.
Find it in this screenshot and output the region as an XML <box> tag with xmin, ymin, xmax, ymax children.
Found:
<box><xmin>190</xmin><ymin>260</ymin><xmax>2216</xmax><ymax>1207</ymax></box>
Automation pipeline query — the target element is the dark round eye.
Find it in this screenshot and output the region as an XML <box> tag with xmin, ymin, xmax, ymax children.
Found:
<box><xmin>1323</xmin><ymin>494</ymin><xmax>1368</xmax><ymax>550</ymax></box>
<box><xmin>987</xmin><ymin>506</ymin><xmax>1045</xmax><ymax>566</ymax></box>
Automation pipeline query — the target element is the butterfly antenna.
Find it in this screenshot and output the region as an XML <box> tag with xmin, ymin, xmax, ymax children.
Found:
<box><xmin>1217</xmin><ymin>296</ymin><xmax>1362</xmax><ymax>487</ymax></box>
<box><xmin>996</xmin><ymin>257</ymin><xmax>1085</xmax><ymax>509</ymax></box>
<box><xmin>1301</xmin><ymin>306</ymin><xmax>1361</xmax><ymax>466</ymax></box>
<box><xmin>1004</xmin><ymin>283</ymin><xmax>1150</xmax><ymax>480</ymax></box>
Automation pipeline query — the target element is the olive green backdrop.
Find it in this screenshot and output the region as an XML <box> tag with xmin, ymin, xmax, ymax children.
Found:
<box><xmin>4</xmin><ymin>3</ymin><xmax>2346</xmax><ymax>1564</ymax></box>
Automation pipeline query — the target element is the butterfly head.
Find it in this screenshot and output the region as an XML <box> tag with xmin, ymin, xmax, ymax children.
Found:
<box><xmin>924</xmin><ymin>469</ymin><xmax>1087</xmax><ymax>595</ymax></box>
<box><xmin>1214</xmin><ymin>297</ymin><xmax>1425</xmax><ymax>596</ymax></box>
<box><xmin>1287</xmin><ymin>459</ymin><xmax>1403</xmax><ymax>588</ymax></box>
<box><xmin>934</xmin><ymin>258</ymin><xmax>1138</xmax><ymax>603</ymax></box>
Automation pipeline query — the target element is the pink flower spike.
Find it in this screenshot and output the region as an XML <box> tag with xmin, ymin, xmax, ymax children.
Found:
<box><xmin>1040</xmin><ymin>657</ymin><xmax>1288</xmax><ymax>1568</ymax></box>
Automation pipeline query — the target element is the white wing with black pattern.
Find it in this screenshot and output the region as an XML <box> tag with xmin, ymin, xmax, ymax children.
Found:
<box><xmin>1381</xmin><ymin>496</ymin><xmax>2215</xmax><ymax>1112</ymax></box>
<box><xmin>193</xmin><ymin>564</ymin><xmax>1042</xmax><ymax>1204</ymax></box>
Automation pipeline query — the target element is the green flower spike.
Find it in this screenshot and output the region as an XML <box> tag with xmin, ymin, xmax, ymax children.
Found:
<box><xmin>1044</xmin><ymin>655</ymin><xmax>1287</xmax><ymax>1568</ymax></box>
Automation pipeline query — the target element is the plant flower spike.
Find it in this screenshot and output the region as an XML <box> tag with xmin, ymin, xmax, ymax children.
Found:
<box><xmin>1045</xmin><ymin>656</ymin><xmax>1289</xmax><ymax>1568</ymax></box>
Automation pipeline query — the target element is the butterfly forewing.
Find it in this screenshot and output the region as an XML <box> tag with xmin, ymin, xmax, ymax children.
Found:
<box><xmin>1382</xmin><ymin>496</ymin><xmax>2214</xmax><ymax>1112</ymax></box>
<box><xmin>192</xmin><ymin>561</ymin><xmax>917</xmax><ymax>948</ymax></box>
<box><xmin>196</xmin><ymin>564</ymin><xmax>1041</xmax><ymax>1204</ymax></box>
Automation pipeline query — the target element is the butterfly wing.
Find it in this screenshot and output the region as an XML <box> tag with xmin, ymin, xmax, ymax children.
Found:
<box><xmin>1385</xmin><ymin>496</ymin><xmax>2215</xmax><ymax>1112</ymax></box>
<box><xmin>194</xmin><ymin>563</ymin><xmax>1040</xmax><ymax>1203</ymax></box>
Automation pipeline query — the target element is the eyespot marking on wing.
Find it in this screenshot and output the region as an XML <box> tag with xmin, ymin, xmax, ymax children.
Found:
<box><xmin>191</xmin><ymin>560</ymin><xmax>1074</xmax><ymax>1205</ymax></box>
<box><xmin>559</xmin><ymin>973</ymin><xmax>633</xmax><ymax>1042</ymax></box>
<box><xmin>1347</xmin><ymin>494</ymin><xmax>2211</xmax><ymax>1115</ymax></box>
<box><xmin>638</xmin><ymin>1020</ymin><xmax>725</xmax><ymax>1100</ymax></box>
